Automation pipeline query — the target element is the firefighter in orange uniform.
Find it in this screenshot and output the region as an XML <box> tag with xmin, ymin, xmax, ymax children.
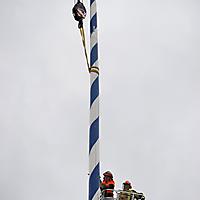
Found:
<box><xmin>100</xmin><ymin>171</ymin><xmax>115</xmax><ymax>197</ymax></box>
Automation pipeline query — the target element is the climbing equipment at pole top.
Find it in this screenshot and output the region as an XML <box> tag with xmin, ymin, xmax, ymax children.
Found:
<box><xmin>72</xmin><ymin>0</ymin><xmax>86</xmax><ymax>26</ymax></box>
<box><xmin>72</xmin><ymin>0</ymin><xmax>90</xmax><ymax>72</ymax></box>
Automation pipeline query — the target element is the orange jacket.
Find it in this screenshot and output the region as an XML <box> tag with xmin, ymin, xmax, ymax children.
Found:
<box><xmin>101</xmin><ymin>180</ymin><xmax>115</xmax><ymax>197</ymax></box>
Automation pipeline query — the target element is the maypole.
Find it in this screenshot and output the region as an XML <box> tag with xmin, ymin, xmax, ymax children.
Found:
<box><xmin>89</xmin><ymin>0</ymin><xmax>100</xmax><ymax>200</ymax></box>
<box><xmin>72</xmin><ymin>1</ymin><xmax>100</xmax><ymax>200</ymax></box>
<box><xmin>72</xmin><ymin>2</ymin><xmax>146</xmax><ymax>200</ymax></box>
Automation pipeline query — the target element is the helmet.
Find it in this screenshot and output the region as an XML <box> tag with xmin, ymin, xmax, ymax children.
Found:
<box><xmin>103</xmin><ymin>171</ymin><xmax>113</xmax><ymax>178</ymax></box>
<box><xmin>123</xmin><ymin>181</ymin><xmax>132</xmax><ymax>189</ymax></box>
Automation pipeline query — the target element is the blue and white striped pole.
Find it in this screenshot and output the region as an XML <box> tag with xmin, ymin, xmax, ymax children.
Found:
<box><xmin>89</xmin><ymin>0</ymin><xmax>100</xmax><ymax>200</ymax></box>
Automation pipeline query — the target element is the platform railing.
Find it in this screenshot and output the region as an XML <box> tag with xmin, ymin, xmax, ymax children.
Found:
<box><xmin>100</xmin><ymin>189</ymin><xmax>145</xmax><ymax>200</ymax></box>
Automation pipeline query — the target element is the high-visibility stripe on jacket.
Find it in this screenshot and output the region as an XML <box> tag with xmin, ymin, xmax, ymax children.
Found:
<box><xmin>119</xmin><ymin>190</ymin><xmax>133</xmax><ymax>200</ymax></box>
<box><xmin>101</xmin><ymin>180</ymin><xmax>115</xmax><ymax>197</ymax></box>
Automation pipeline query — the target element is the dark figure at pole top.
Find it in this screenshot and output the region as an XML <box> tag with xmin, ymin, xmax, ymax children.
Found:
<box><xmin>72</xmin><ymin>0</ymin><xmax>87</xmax><ymax>28</ymax></box>
<box><xmin>100</xmin><ymin>171</ymin><xmax>115</xmax><ymax>198</ymax></box>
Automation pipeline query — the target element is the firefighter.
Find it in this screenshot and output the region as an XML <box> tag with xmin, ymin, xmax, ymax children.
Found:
<box><xmin>100</xmin><ymin>171</ymin><xmax>115</xmax><ymax>198</ymax></box>
<box><xmin>119</xmin><ymin>181</ymin><xmax>145</xmax><ymax>200</ymax></box>
<box><xmin>119</xmin><ymin>181</ymin><xmax>133</xmax><ymax>200</ymax></box>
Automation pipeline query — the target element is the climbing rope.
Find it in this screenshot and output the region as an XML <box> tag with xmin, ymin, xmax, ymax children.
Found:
<box><xmin>72</xmin><ymin>0</ymin><xmax>95</xmax><ymax>74</ymax></box>
<box><xmin>79</xmin><ymin>26</ymin><xmax>99</xmax><ymax>74</ymax></box>
<box><xmin>72</xmin><ymin>0</ymin><xmax>90</xmax><ymax>72</ymax></box>
<box><xmin>79</xmin><ymin>25</ymin><xmax>99</xmax><ymax>74</ymax></box>
<box><xmin>79</xmin><ymin>26</ymin><xmax>90</xmax><ymax>73</ymax></box>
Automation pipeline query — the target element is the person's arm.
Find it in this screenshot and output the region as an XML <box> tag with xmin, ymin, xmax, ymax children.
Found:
<box><xmin>133</xmin><ymin>192</ymin><xmax>145</xmax><ymax>200</ymax></box>
<box><xmin>100</xmin><ymin>183</ymin><xmax>106</xmax><ymax>190</ymax></box>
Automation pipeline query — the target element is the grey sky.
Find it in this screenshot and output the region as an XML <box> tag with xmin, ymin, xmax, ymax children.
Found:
<box><xmin>0</xmin><ymin>0</ymin><xmax>200</xmax><ymax>200</ymax></box>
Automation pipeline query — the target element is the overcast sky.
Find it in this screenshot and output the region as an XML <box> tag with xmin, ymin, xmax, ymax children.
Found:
<box><xmin>0</xmin><ymin>0</ymin><xmax>200</xmax><ymax>200</ymax></box>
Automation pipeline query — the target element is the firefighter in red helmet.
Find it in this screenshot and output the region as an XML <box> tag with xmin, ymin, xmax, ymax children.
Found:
<box><xmin>100</xmin><ymin>171</ymin><xmax>115</xmax><ymax>198</ymax></box>
<box><xmin>119</xmin><ymin>181</ymin><xmax>145</xmax><ymax>200</ymax></box>
<box><xmin>119</xmin><ymin>181</ymin><xmax>133</xmax><ymax>200</ymax></box>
